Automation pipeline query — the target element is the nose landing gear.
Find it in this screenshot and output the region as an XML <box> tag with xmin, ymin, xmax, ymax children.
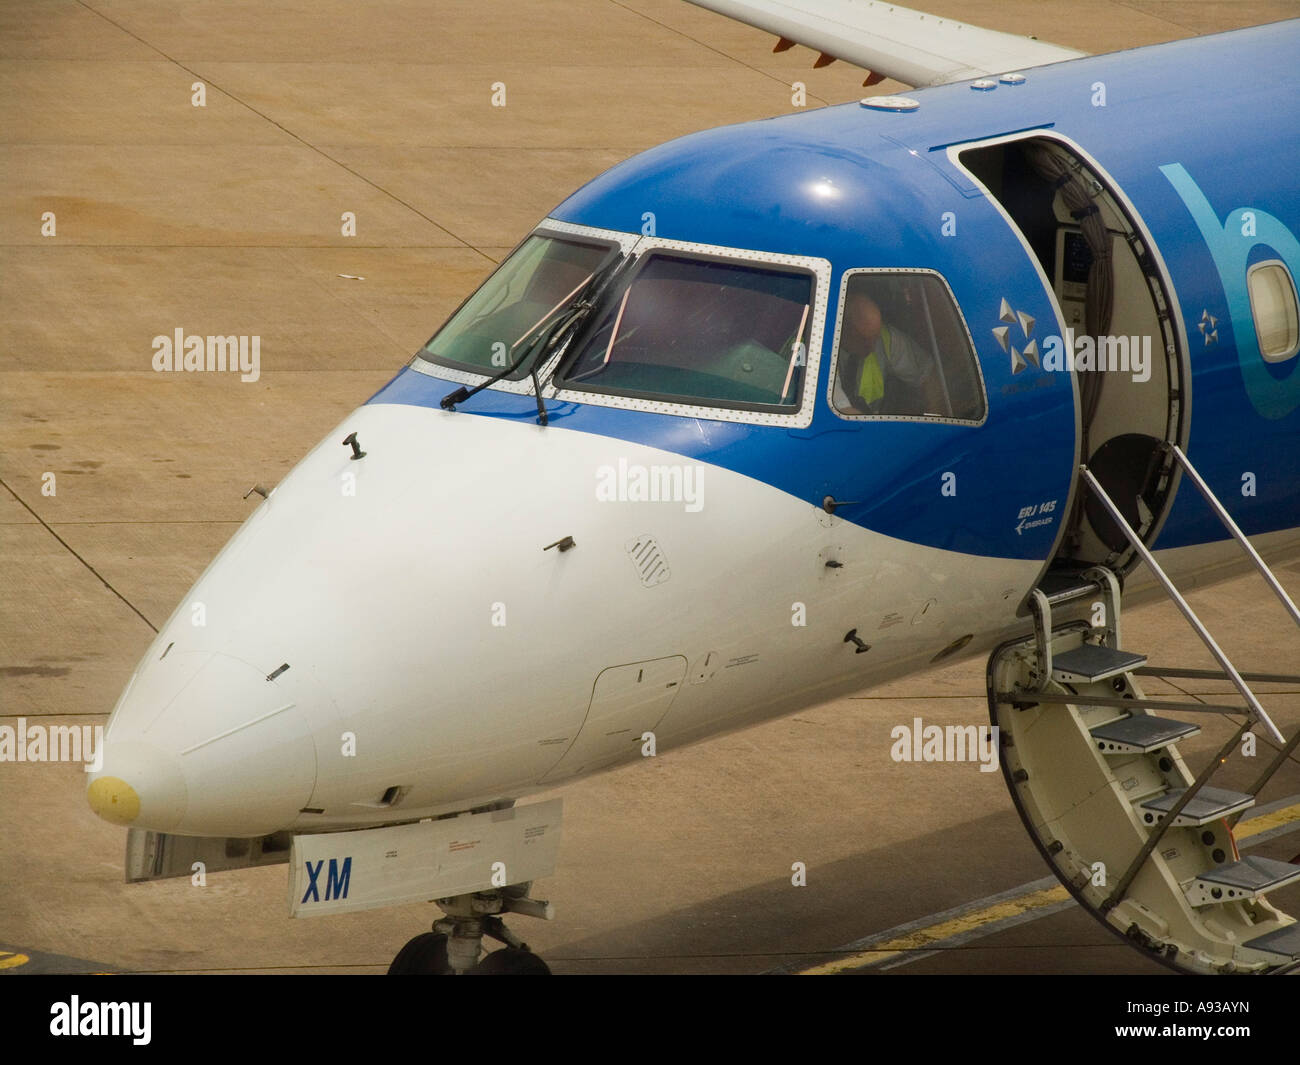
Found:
<box><xmin>387</xmin><ymin>883</ymin><xmax>554</xmax><ymax>975</ymax></box>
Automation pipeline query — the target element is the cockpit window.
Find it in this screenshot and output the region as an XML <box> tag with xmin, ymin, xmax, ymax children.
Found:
<box><xmin>831</xmin><ymin>271</ymin><xmax>985</xmax><ymax>422</ymax></box>
<box><xmin>419</xmin><ymin>234</ymin><xmax>615</xmax><ymax>379</ymax></box>
<box><xmin>555</xmin><ymin>252</ymin><xmax>814</xmax><ymax>412</ymax></box>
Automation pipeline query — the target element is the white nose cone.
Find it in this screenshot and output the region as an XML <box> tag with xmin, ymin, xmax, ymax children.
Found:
<box><xmin>90</xmin><ymin>652</ymin><xmax>318</xmax><ymax>837</ymax></box>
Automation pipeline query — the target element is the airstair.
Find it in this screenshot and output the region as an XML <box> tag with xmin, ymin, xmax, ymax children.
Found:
<box><xmin>988</xmin><ymin>446</ymin><xmax>1300</xmax><ymax>973</ymax></box>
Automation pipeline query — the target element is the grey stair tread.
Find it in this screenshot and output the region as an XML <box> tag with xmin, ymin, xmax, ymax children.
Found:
<box><xmin>1195</xmin><ymin>855</ymin><xmax>1300</xmax><ymax>892</ymax></box>
<box><xmin>1139</xmin><ymin>785</ymin><xmax>1254</xmax><ymax>826</ymax></box>
<box><xmin>1090</xmin><ymin>714</ymin><xmax>1199</xmax><ymax>751</ymax></box>
<box><xmin>1052</xmin><ymin>644</ymin><xmax>1147</xmax><ymax>681</ymax></box>
<box><xmin>1244</xmin><ymin>923</ymin><xmax>1300</xmax><ymax>960</ymax></box>
<box><xmin>1036</xmin><ymin>572</ymin><xmax>1102</xmax><ymax>604</ymax></box>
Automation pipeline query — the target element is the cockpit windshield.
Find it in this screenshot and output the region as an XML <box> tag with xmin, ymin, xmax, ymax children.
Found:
<box><xmin>555</xmin><ymin>253</ymin><xmax>814</xmax><ymax>412</ymax></box>
<box><xmin>419</xmin><ymin>233</ymin><xmax>615</xmax><ymax>379</ymax></box>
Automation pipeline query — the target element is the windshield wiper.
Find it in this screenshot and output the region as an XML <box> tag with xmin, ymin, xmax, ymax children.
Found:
<box><xmin>439</xmin><ymin>251</ymin><xmax>634</xmax><ymax>423</ymax></box>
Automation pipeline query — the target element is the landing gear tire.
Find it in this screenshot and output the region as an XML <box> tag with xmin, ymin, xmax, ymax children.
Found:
<box><xmin>387</xmin><ymin>932</ymin><xmax>453</xmax><ymax>975</ymax></box>
<box><xmin>387</xmin><ymin>884</ymin><xmax>556</xmax><ymax>974</ymax></box>
<box><xmin>469</xmin><ymin>947</ymin><xmax>552</xmax><ymax>975</ymax></box>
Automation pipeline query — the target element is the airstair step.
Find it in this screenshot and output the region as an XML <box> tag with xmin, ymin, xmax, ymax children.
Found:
<box><xmin>1138</xmin><ymin>785</ymin><xmax>1254</xmax><ymax>827</ymax></box>
<box><xmin>1243</xmin><ymin>922</ymin><xmax>1300</xmax><ymax>961</ymax></box>
<box><xmin>1090</xmin><ymin>714</ymin><xmax>1200</xmax><ymax>754</ymax></box>
<box><xmin>1185</xmin><ymin>856</ymin><xmax>1300</xmax><ymax>906</ymax></box>
<box><xmin>1051</xmin><ymin>644</ymin><xmax>1147</xmax><ymax>684</ymax></box>
<box><xmin>1035</xmin><ymin>571</ymin><xmax>1103</xmax><ymax>606</ymax></box>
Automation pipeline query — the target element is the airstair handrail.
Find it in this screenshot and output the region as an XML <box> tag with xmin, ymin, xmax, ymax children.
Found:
<box><xmin>1079</xmin><ymin>465</ymin><xmax>1284</xmax><ymax>744</ymax></box>
<box><xmin>1170</xmin><ymin>444</ymin><xmax>1300</xmax><ymax>630</ymax></box>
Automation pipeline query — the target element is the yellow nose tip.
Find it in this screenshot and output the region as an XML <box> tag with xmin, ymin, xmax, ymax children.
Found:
<box><xmin>87</xmin><ymin>776</ymin><xmax>141</xmax><ymax>825</ymax></box>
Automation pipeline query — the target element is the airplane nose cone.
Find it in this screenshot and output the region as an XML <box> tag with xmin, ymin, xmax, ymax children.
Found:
<box><xmin>86</xmin><ymin>738</ymin><xmax>188</xmax><ymax>831</ymax></box>
<box><xmin>86</xmin><ymin>777</ymin><xmax>140</xmax><ymax>825</ymax></box>
<box><xmin>96</xmin><ymin>652</ymin><xmax>318</xmax><ymax>836</ymax></box>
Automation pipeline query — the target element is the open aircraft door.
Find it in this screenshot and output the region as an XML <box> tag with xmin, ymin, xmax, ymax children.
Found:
<box><xmin>952</xmin><ymin>136</ymin><xmax>1300</xmax><ymax>972</ymax></box>
<box><xmin>952</xmin><ymin>132</ymin><xmax>1189</xmax><ymax>584</ymax></box>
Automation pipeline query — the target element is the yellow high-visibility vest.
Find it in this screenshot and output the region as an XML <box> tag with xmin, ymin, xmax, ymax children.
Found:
<box><xmin>857</xmin><ymin>327</ymin><xmax>892</xmax><ymax>406</ymax></box>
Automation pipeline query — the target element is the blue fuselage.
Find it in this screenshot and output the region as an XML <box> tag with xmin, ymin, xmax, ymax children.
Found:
<box><xmin>373</xmin><ymin>21</ymin><xmax>1300</xmax><ymax>566</ymax></box>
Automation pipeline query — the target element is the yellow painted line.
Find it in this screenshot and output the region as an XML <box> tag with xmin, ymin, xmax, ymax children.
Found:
<box><xmin>800</xmin><ymin>884</ymin><xmax>1070</xmax><ymax>974</ymax></box>
<box><xmin>0</xmin><ymin>951</ymin><xmax>31</xmax><ymax>969</ymax></box>
<box><xmin>1237</xmin><ymin>802</ymin><xmax>1300</xmax><ymax>839</ymax></box>
<box><xmin>799</xmin><ymin>801</ymin><xmax>1300</xmax><ymax>975</ymax></box>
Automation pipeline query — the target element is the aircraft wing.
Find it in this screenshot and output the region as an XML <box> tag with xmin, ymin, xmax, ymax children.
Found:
<box><xmin>684</xmin><ymin>0</ymin><xmax>1086</xmax><ymax>87</ymax></box>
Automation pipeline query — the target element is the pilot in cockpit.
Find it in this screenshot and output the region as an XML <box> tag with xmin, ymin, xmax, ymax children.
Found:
<box><xmin>836</xmin><ymin>282</ymin><xmax>942</xmax><ymax>416</ymax></box>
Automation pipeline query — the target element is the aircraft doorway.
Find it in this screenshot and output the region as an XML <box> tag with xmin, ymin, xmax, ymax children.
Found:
<box><xmin>956</xmin><ymin>134</ymin><xmax>1188</xmax><ymax>581</ymax></box>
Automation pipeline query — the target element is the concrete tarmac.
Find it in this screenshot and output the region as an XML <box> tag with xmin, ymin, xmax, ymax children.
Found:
<box><xmin>2</xmin><ymin>0</ymin><xmax>1299</xmax><ymax>975</ymax></box>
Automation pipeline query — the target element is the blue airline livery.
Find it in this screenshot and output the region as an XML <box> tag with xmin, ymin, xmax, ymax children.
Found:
<box><xmin>373</xmin><ymin>22</ymin><xmax>1300</xmax><ymax>563</ymax></box>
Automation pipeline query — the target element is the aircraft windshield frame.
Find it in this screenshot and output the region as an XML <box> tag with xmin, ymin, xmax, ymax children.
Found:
<box><xmin>550</xmin><ymin>235</ymin><xmax>831</xmax><ymax>428</ymax></box>
<box><xmin>416</xmin><ymin>229</ymin><xmax>624</xmax><ymax>384</ymax></box>
<box><xmin>407</xmin><ymin>222</ymin><xmax>832</xmax><ymax>427</ymax></box>
<box><xmin>826</xmin><ymin>267</ymin><xmax>989</xmax><ymax>426</ymax></box>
